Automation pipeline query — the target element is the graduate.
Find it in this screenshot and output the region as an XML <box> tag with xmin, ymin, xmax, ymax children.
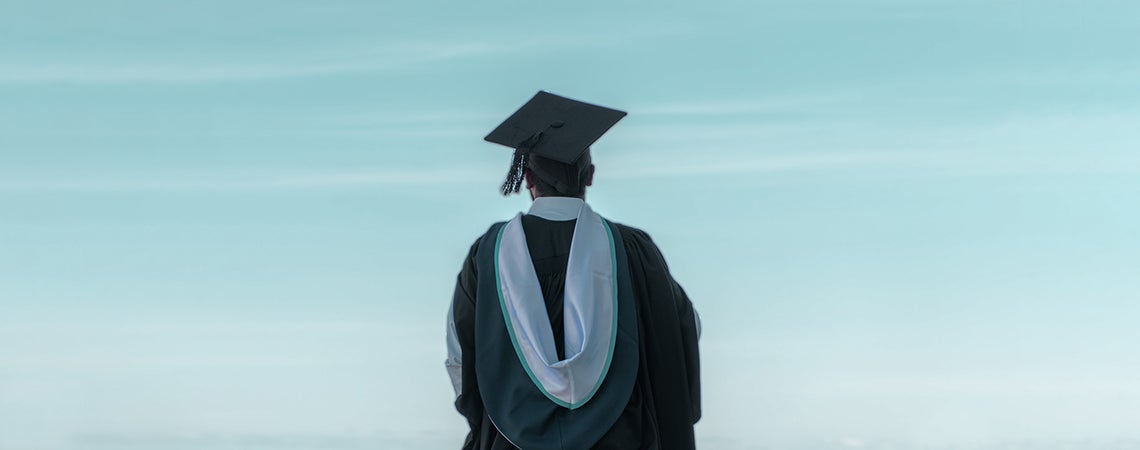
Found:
<box><xmin>446</xmin><ymin>91</ymin><xmax>702</xmax><ymax>450</ymax></box>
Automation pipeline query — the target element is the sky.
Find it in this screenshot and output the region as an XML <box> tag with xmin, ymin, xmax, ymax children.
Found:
<box><xmin>2</xmin><ymin>0</ymin><xmax>1140</xmax><ymax>449</ymax></box>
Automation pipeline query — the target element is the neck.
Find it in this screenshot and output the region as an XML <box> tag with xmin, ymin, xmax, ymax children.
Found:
<box><xmin>534</xmin><ymin>195</ymin><xmax>584</xmax><ymax>200</ymax></box>
<box><xmin>530</xmin><ymin>189</ymin><xmax>585</xmax><ymax>201</ymax></box>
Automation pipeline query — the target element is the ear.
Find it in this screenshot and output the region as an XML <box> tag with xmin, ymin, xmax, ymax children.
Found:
<box><xmin>584</xmin><ymin>164</ymin><xmax>595</xmax><ymax>187</ymax></box>
<box><xmin>524</xmin><ymin>169</ymin><xmax>534</xmax><ymax>188</ymax></box>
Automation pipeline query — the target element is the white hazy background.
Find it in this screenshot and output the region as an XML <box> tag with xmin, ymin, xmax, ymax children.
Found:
<box><xmin>2</xmin><ymin>1</ymin><xmax>1139</xmax><ymax>449</ymax></box>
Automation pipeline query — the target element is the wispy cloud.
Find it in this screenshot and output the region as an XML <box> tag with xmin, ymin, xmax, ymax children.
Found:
<box><xmin>0</xmin><ymin>41</ymin><xmax>509</xmax><ymax>85</ymax></box>
<box><xmin>0</xmin><ymin>151</ymin><xmax>939</xmax><ymax>193</ymax></box>
<box><xmin>631</xmin><ymin>91</ymin><xmax>869</xmax><ymax>118</ymax></box>
<box><xmin>0</xmin><ymin>167</ymin><xmax>490</xmax><ymax>192</ymax></box>
<box><xmin>8</xmin><ymin>111</ymin><xmax>1138</xmax><ymax>193</ymax></box>
<box><xmin>4</xmin><ymin>147</ymin><xmax>1136</xmax><ymax>194</ymax></box>
<box><xmin>805</xmin><ymin>376</ymin><xmax>1140</xmax><ymax>396</ymax></box>
<box><xmin>72</xmin><ymin>431</ymin><xmax>459</xmax><ymax>450</ymax></box>
<box><xmin>0</xmin><ymin>27</ymin><xmax>685</xmax><ymax>85</ymax></box>
<box><xmin>607</xmin><ymin>151</ymin><xmax>940</xmax><ymax>179</ymax></box>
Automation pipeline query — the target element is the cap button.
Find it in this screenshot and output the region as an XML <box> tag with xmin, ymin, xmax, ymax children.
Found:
<box><xmin>549</xmin><ymin>121</ymin><xmax>565</xmax><ymax>128</ymax></box>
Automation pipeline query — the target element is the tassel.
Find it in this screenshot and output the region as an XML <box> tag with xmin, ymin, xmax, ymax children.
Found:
<box><xmin>500</xmin><ymin>150</ymin><xmax>529</xmax><ymax>195</ymax></box>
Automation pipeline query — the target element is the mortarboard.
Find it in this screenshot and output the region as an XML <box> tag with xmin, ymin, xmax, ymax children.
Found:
<box><xmin>485</xmin><ymin>91</ymin><xmax>627</xmax><ymax>196</ymax></box>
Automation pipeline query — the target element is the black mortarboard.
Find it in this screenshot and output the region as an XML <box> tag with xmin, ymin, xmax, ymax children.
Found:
<box><xmin>485</xmin><ymin>91</ymin><xmax>627</xmax><ymax>196</ymax></box>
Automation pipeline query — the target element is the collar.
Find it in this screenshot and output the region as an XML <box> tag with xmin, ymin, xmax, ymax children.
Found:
<box><xmin>527</xmin><ymin>197</ymin><xmax>585</xmax><ymax>221</ymax></box>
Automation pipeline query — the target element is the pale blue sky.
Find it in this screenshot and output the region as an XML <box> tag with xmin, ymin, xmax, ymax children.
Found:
<box><xmin>2</xmin><ymin>1</ymin><xmax>1139</xmax><ymax>449</ymax></box>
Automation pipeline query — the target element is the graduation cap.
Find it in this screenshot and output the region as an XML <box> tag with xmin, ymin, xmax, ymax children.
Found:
<box><xmin>485</xmin><ymin>91</ymin><xmax>627</xmax><ymax>196</ymax></box>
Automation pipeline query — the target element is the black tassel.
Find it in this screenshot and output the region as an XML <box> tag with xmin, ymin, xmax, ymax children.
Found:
<box><xmin>500</xmin><ymin>150</ymin><xmax>528</xmax><ymax>195</ymax></box>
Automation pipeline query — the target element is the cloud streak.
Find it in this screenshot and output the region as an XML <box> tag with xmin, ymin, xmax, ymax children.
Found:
<box><xmin>71</xmin><ymin>431</ymin><xmax>458</xmax><ymax>450</ymax></box>
<box><xmin>0</xmin><ymin>151</ymin><xmax>936</xmax><ymax>193</ymax></box>
<box><xmin>0</xmin><ymin>27</ymin><xmax>685</xmax><ymax>85</ymax></box>
<box><xmin>607</xmin><ymin>151</ymin><xmax>938</xmax><ymax>179</ymax></box>
<box><xmin>0</xmin><ymin>41</ymin><xmax>508</xmax><ymax>85</ymax></box>
<box><xmin>0</xmin><ymin>167</ymin><xmax>488</xmax><ymax>192</ymax></box>
<box><xmin>13</xmin><ymin>147</ymin><xmax>1138</xmax><ymax>194</ymax></box>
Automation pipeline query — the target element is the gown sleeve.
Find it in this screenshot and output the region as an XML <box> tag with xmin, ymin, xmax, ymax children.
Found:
<box><xmin>447</xmin><ymin>238</ymin><xmax>485</xmax><ymax>449</ymax></box>
<box><xmin>672</xmin><ymin>279</ymin><xmax>703</xmax><ymax>423</ymax></box>
<box><xmin>620</xmin><ymin>225</ymin><xmax>703</xmax><ymax>429</ymax></box>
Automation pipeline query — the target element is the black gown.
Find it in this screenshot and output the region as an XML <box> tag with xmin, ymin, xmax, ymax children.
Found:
<box><xmin>449</xmin><ymin>215</ymin><xmax>701</xmax><ymax>450</ymax></box>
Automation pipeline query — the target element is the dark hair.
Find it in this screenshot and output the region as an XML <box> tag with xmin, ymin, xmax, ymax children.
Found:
<box><xmin>528</xmin><ymin>151</ymin><xmax>591</xmax><ymax>198</ymax></box>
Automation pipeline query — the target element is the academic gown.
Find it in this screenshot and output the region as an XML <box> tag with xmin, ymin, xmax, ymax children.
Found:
<box><xmin>448</xmin><ymin>214</ymin><xmax>701</xmax><ymax>450</ymax></box>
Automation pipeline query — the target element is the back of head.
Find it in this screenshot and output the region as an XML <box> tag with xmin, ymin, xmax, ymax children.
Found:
<box><xmin>528</xmin><ymin>149</ymin><xmax>592</xmax><ymax>198</ymax></box>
